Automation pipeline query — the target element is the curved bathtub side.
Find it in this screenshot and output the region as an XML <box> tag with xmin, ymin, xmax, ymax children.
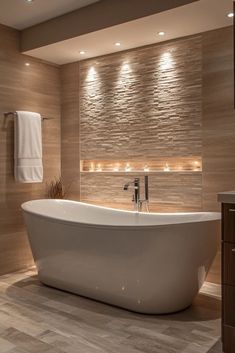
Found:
<box><xmin>23</xmin><ymin>210</ymin><xmax>220</xmax><ymax>314</ymax></box>
<box><xmin>21</xmin><ymin>199</ymin><xmax>221</xmax><ymax>227</ymax></box>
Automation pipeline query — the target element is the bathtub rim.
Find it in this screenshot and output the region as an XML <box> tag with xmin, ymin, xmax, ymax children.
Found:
<box><xmin>21</xmin><ymin>199</ymin><xmax>221</xmax><ymax>231</ymax></box>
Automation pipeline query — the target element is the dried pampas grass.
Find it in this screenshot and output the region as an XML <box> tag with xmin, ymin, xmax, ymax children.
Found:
<box><xmin>46</xmin><ymin>177</ymin><xmax>67</xmax><ymax>199</ymax></box>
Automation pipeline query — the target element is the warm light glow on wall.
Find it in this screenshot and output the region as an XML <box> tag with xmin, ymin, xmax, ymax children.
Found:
<box><xmin>116</xmin><ymin>59</ymin><xmax>134</xmax><ymax>99</ymax></box>
<box><xmin>85</xmin><ymin>65</ymin><xmax>101</xmax><ymax>97</ymax></box>
<box><xmin>86</xmin><ymin>66</ymin><xmax>97</xmax><ymax>81</ymax></box>
<box><xmin>121</xmin><ymin>62</ymin><xmax>132</xmax><ymax>73</ymax></box>
<box><xmin>163</xmin><ymin>163</ymin><xmax>170</xmax><ymax>172</ymax></box>
<box><xmin>89</xmin><ymin>162</ymin><xmax>95</xmax><ymax>172</ymax></box>
<box><xmin>113</xmin><ymin>163</ymin><xmax>120</xmax><ymax>172</ymax></box>
<box><xmin>125</xmin><ymin>163</ymin><xmax>132</xmax><ymax>172</ymax></box>
<box><xmin>143</xmin><ymin>165</ymin><xmax>150</xmax><ymax>172</ymax></box>
<box><xmin>160</xmin><ymin>51</ymin><xmax>174</xmax><ymax>70</ymax></box>
<box><xmin>96</xmin><ymin>163</ymin><xmax>102</xmax><ymax>172</ymax></box>
<box><xmin>193</xmin><ymin>160</ymin><xmax>201</xmax><ymax>171</ymax></box>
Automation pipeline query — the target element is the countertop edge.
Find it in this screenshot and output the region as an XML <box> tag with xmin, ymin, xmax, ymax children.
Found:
<box><xmin>218</xmin><ymin>191</ymin><xmax>235</xmax><ymax>204</ymax></box>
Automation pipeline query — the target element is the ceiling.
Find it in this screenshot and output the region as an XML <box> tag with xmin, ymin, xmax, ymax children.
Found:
<box><xmin>23</xmin><ymin>0</ymin><xmax>233</xmax><ymax>65</ymax></box>
<box><xmin>0</xmin><ymin>0</ymin><xmax>100</xmax><ymax>29</ymax></box>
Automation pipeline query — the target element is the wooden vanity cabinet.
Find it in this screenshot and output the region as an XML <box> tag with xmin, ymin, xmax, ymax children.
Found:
<box><xmin>222</xmin><ymin>203</ymin><xmax>235</xmax><ymax>353</ymax></box>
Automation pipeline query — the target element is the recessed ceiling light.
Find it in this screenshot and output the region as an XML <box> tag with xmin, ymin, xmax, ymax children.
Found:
<box><xmin>79</xmin><ymin>50</ymin><xmax>86</xmax><ymax>55</ymax></box>
<box><xmin>25</xmin><ymin>0</ymin><xmax>34</xmax><ymax>3</ymax></box>
<box><xmin>115</xmin><ymin>42</ymin><xmax>121</xmax><ymax>46</ymax></box>
<box><xmin>158</xmin><ymin>31</ymin><xmax>165</xmax><ymax>36</ymax></box>
<box><xmin>227</xmin><ymin>12</ymin><xmax>234</xmax><ymax>18</ymax></box>
<box><xmin>25</xmin><ymin>62</ymin><xmax>30</xmax><ymax>66</ymax></box>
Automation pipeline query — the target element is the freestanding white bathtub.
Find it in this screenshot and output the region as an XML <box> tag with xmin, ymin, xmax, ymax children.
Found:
<box><xmin>22</xmin><ymin>199</ymin><xmax>221</xmax><ymax>314</ymax></box>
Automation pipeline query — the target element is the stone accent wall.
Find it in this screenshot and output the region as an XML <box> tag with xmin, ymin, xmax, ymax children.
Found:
<box><xmin>79</xmin><ymin>35</ymin><xmax>202</xmax><ymax>211</ymax></box>
<box><xmin>81</xmin><ymin>172</ymin><xmax>202</xmax><ymax>212</ymax></box>
<box><xmin>80</xmin><ymin>36</ymin><xmax>202</xmax><ymax>160</ymax></box>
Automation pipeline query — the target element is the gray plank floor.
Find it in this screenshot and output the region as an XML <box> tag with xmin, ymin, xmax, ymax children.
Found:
<box><xmin>208</xmin><ymin>340</ymin><xmax>223</xmax><ymax>353</ymax></box>
<box><xmin>0</xmin><ymin>268</ymin><xmax>222</xmax><ymax>353</ymax></box>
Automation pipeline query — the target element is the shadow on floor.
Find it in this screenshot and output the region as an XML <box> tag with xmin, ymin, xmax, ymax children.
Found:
<box><xmin>6</xmin><ymin>274</ymin><xmax>221</xmax><ymax>323</ymax></box>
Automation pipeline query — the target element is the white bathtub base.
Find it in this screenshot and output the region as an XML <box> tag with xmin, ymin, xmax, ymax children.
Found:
<box><xmin>22</xmin><ymin>200</ymin><xmax>221</xmax><ymax>314</ymax></box>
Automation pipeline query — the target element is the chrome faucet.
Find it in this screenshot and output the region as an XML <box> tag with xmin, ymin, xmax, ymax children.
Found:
<box><xmin>123</xmin><ymin>176</ymin><xmax>149</xmax><ymax>212</ymax></box>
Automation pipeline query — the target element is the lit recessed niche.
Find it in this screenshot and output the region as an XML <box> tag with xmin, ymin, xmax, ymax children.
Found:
<box><xmin>163</xmin><ymin>163</ymin><xmax>170</xmax><ymax>172</ymax></box>
<box><xmin>80</xmin><ymin>158</ymin><xmax>202</xmax><ymax>173</ymax></box>
<box><xmin>96</xmin><ymin>163</ymin><xmax>102</xmax><ymax>172</ymax></box>
<box><xmin>113</xmin><ymin>164</ymin><xmax>120</xmax><ymax>172</ymax></box>
<box><xmin>125</xmin><ymin>163</ymin><xmax>132</xmax><ymax>172</ymax></box>
<box><xmin>144</xmin><ymin>165</ymin><xmax>150</xmax><ymax>172</ymax></box>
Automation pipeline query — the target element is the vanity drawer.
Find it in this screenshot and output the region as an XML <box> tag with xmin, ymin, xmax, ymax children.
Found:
<box><xmin>223</xmin><ymin>203</ymin><xmax>235</xmax><ymax>242</ymax></box>
<box><xmin>223</xmin><ymin>325</ymin><xmax>235</xmax><ymax>353</ymax></box>
<box><xmin>223</xmin><ymin>285</ymin><xmax>235</xmax><ymax>327</ymax></box>
<box><xmin>223</xmin><ymin>243</ymin><xmax>235</xmax><ymax>286</ymax></box>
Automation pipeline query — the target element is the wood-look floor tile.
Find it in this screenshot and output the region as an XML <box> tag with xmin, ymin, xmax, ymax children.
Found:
<box><xmin>0</xmin><ymin>337</ymin><xmax>15</xmax><ymax>353</ymax></box>
<box><xmin>0</xmin><ymin>269</ymin><xmax>221</xmax><ymax>353</ymax></box>
<box><xmin>0</xmin><ymin>328</ymin><xmax>65</xmax><ymax>353</ymax></box>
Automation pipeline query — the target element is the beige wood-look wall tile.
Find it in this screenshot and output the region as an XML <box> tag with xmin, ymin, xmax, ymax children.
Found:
<box><xmin>0</xmin><ymin>24</ymin><xmax>61</xmax><ymax>275</ymax></box>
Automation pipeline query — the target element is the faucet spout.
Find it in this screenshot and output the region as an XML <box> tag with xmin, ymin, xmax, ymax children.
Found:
<box><xmin>123</xmin><ymin>182</ymin><xmax>131</xmax><ymax>191</ymax></box>
<box><xmin>123</xmin><ymin>176</ymin><xmax>149</xmax><ymax>212</ymax></box>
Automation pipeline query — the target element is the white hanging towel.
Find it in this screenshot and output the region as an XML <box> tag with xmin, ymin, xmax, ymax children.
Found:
<box><xmin>14</xmin><ymin>111</ymin><xmax>43</xmax><ymax>183</ymax></box>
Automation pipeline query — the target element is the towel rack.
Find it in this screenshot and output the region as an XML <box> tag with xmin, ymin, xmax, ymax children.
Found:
<box><xmin>3</xmin><ymin>112</ymin><xmax>52</xmax><ymax>120</ymax></box>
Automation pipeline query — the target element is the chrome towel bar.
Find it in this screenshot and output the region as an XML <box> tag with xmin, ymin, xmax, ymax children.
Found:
<box><xmin>3</xmin><ymin>112</ymin><xmax>52</xmax><ymax>120</ymax></box>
